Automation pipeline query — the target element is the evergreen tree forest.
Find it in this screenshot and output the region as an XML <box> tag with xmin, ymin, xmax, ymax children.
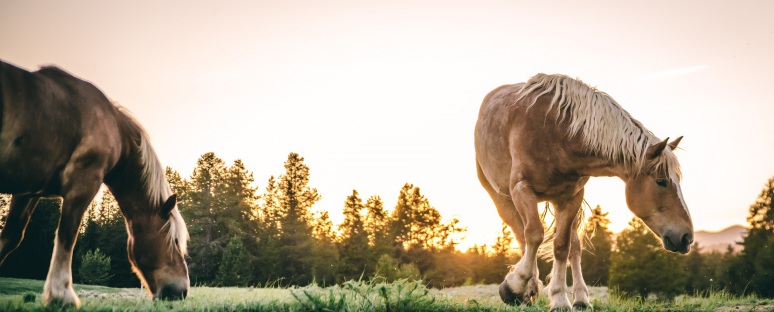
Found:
<box><xmin>1</xmin><ymin>157</ymin><xmax>774</xmax><ymax>299</ymax></box>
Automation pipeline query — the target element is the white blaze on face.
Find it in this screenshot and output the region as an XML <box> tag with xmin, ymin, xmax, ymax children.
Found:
<box><xmin>671</xmin><ymin>170</ymin><xmax>690</xmax><ymax>220</ymax></box>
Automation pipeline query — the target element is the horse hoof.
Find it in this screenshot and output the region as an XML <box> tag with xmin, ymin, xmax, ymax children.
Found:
<box><xmin>523</xmin><ymin>276</ymin><xmax>542</xmax><ymax>304</ymax></box>
<box><xmin>499</xmin><ymin>281</ymin><xmax>520</xmax><ymax>305</ymax></box>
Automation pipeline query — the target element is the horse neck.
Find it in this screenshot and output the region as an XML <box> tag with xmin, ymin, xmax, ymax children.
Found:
<box><xmin>104</xmin><ymin>149</ymin><xmax>159</xmax><ymax>220</ymax></box>
<box><xmin>572</xmin><ymin>153</ymin><xmax>631</xmax><ymax>181</ymax></box>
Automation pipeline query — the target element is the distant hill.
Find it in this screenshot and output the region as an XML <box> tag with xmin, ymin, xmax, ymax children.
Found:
<box><xmin>694</xmin><ymin>225</ymin><xmax>747</xmax><ymax>253</ymax></box>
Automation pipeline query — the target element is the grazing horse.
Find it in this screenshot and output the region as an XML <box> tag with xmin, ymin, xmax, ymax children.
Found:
<box><xmin>474</xmin><ymin>73</ymin><xmax>693</xmax><ymax>310</ymax></box>
<box><xmin>0</xmin><ymin>61</ymin><xmax>189</xmax><ymax>306</ymax></box>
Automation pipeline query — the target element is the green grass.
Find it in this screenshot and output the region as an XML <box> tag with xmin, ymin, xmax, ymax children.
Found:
<box><xmin>0</xmin><ymin>277</ymin><xmax>767</xmax><ymax>311</ymax></box>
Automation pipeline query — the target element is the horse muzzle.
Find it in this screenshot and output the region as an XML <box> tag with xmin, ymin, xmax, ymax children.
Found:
<box><xmin>662</xmin><ymin>230</ymin><xmax>693</xmax><ymax>254</ymax></box>
<box><xmin>153</xmin><ymin>283</ymin><xmax>188</xmax><ymax>301</ymax></box>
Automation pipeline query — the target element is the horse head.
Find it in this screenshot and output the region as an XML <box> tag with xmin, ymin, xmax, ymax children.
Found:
<box><xmin>125</xmin><ymin>194</ymin><xmax>190</xmax><ymax>300</ymax></box>
<box><xmin>624</xmin><ymin>136</ymin><xmax>694</xmax><ymax>254</ymax></box>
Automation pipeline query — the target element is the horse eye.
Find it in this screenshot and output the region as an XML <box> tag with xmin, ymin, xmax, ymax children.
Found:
<box><xmin>174</xmin><ymin>238</ymin><xmax>179</xmax><ymax>247</ymax></box>
<box><xmin>656</xmin><ymin>179</ymin><xmax>668</xmax><ymax>188</ymax></box>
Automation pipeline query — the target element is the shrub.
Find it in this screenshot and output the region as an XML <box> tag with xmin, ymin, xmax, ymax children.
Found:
<box><xmin>373</xmin><ymin>254</ymin><xmax>422</xmax><ymax>282</ymax></box>
<box><xmin>79</xmin><ymin>248</ymin><xmax>113</xmax><ymax>285</ymax></box>
<box><xmin>22</xmin><ymin>291</ymin><xmax>36</xmax><ymax>303</ymax></box>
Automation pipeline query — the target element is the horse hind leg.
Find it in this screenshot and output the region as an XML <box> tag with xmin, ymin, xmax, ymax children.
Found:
<box><xmin>546</xmin><ymin>192</ymin><xmax>584</xmax><ymax>311</ymax></box>
<box><xmin>569</xmin><ymin>221</ymin><xmax>591</xmax><ymax>309</ymax></box>
<box><xmin>0</xmin><ymin>195</ymin><xmax>42</xmax><ymax>265</ymax></box>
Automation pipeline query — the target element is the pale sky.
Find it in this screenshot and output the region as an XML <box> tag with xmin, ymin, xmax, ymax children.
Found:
<box><xmin>2</xmin><ymin>1</ymin><xmax>773</xmax><ymax>250</ymax></box>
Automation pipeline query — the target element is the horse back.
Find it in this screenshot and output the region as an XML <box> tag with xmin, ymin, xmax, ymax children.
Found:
<box><xmin>475</xmin><ymin>83</ymin><xmax>589</xmax><ymax>200</ymax></box>
<box><xmin>0</xmin><ymin>61</ymin><xmax>122</xmax><ymax>194</ymax></box>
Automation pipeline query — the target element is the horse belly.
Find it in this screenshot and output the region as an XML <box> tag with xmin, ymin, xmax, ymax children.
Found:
<box><xmin>0</xmin><ymin>137</ymin><xmax>63</xmax><ymax>194</ymax></box>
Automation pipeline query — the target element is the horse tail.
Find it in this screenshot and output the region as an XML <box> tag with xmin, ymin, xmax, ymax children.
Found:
<box><xmin>536</xmin><ymin>200</ymin><xmax>590</xmax><ymax>262</ymax></box>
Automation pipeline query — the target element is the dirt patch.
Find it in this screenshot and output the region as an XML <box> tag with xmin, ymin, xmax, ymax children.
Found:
<box><xmin>715</xmin><ymin>304</ymin><xmax>774</xmax><ymax>312</ymax></box>
<box><xmin>435</xmin><ymin>284</ymin><xmax>609</xmax><ymax>304</ymax></box>
<box><xmin>76</xmin><ymin>288</ymin><xmax>146</xmax><ymax>300</ymax></box>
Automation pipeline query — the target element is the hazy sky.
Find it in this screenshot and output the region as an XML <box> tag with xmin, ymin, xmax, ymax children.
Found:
<box><xmin>2</xmin><ymin>1</ymin><xmax>773</xmax><ymax>249</ymax></box>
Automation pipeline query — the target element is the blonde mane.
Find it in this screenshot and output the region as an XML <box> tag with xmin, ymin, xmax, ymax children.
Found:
<box><xmin>117</xmin><ymin>106</ymin><xmax>189</xmax><ymax>254</ymax></box>
<box><xmin>517</xmin><ymin>73</ymin><xmax>681</xmax><ymax>181</ymax></box>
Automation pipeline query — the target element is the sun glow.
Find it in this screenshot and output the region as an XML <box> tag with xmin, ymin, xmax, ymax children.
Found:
<box><xmin>2</xmin><ymin>0</ymin><xmax>773</xmax><ymax>251</ymax></box>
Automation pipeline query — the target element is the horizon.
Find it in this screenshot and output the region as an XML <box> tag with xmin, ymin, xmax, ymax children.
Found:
<box><xmin>2</xmin><ymin>1</ymin><xmax>773</xmax><ymax>250</ymax></box>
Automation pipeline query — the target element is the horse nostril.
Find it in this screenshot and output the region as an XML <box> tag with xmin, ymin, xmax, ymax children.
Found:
<box><xmin>682</xmin><ymin>233</ymin><xmax>694</xmax><ymax>246</ymax></box>
<box><xmin>662</xmin><ymin>235</ymin><xmax>674</xmax><ymax>250</ymax></box>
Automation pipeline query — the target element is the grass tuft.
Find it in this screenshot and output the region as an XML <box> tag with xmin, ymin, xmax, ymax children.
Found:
<box><xmin>21</xmin><ymin>291</ymin><xmax>36</xmax><ymax>303</ymax></box>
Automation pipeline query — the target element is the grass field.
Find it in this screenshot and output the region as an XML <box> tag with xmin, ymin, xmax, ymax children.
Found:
<box><xmin>0</xmin><ymin>277</ymin><xmax>771</xmax><ymax>311</ymax></box>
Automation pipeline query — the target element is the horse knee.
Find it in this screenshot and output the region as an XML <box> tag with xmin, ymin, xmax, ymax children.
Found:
<box><xmin>524</xmin><ymin>224</ymin><xmax>544</xmax><ymax>246</ymax></box>
<box><xmin>554</xmin><ymin>240</ymin><xmax>571</xmax><ymax>259</ymax></box>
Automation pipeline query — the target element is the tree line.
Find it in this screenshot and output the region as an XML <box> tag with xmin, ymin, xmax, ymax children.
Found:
<box><xmin>1</xmin><ymin>153</ymin><xmax>773</xmax><ymax>300</ymax></box>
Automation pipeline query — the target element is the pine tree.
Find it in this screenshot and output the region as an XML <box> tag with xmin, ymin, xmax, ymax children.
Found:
<box><xmin>276</xmin><ymin>152</ymin><xmax>321</xmax><ymax>285</ymax></box>
<box><xmin>582</xmin><ymin>205</ymin><xmax>613</xmax><ymax>286</ymax></box>
<box><xmin>165</xmin><ymin>167</ymin><xmax>188</xmax><ymax>200</ymax></box>
<box><xmin>253</xmin><ymin>175</ymin><xmax>283</xmax><ymax>284</ymax></box>
<box><xmin>338</xmin><ymin>190</ymin><xmax>370</xmax><ymax>281</ymax></box>
<box><xmin>609</xmin><ymin>218</ymin><xmax>686</xmax><ymax>299</ymax></box>
<box><xmin>217</xmin><ymin>159</ymin><xmax>259</xmax><ymax>239</ymax></box>
<box><xmin>363</xmin><ymin>195</ymin><xmax>393</xmax><ymax>278</ymax></box>
<box><xmin>184</xmin><ymin>153</ymin><xmax>226</xmax><ymax>284</ymax></box>
<box><xmin>215</xmin><ymin>237</ymin><xmax>253</xmax><ymax>286</ymax></box>
<box><xmin>730</xmin><ymin>177</ymin><xmax>774</xmax><ymax>296</ymax></box>
<box><xmin>310</xmin><ymin>210</ymin><xmax>339</xmax><ymax>284</ymax></box>
<box><xmin>389</xmin><ymin>183</ymin><xmax>465</xmax><ymax>250</ymax></box>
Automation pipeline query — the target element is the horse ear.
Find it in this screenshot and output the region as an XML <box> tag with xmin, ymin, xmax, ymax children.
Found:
<box><xmin>647</xmin><ymin>137</ymin><xmax>669</xmax><ymax>159</ymax></box>
<box><xmin>668</xmin><ymin>136</ymin><xmax>683</xmax><ymax>150</ymax></box>
<box><xmin>160</xmin><ymin>194</ymin><xmax>177</xmax><ymax>217</ymax></box>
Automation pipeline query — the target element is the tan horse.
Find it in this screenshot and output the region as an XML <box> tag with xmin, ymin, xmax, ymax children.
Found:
<box><xmin>0</xmin><ymin>61</ymin><xmax>189</xmax><ymax>307</ymax></box>
<box><xmin>474</xmin><ymin>74</ymin><xmax>693</xmax><ymax>310</ymax></box>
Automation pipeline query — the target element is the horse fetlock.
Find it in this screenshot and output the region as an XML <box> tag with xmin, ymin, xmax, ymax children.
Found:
<box><xmin>572</xmin><ymin>292</ymin><xmax>591</xmax><ymax>309</ymax></box>
<box><xmin>503</xmin><ymin>271</ymin><xmax>527</xmax><ymax>294</ymax></box>
<box><xmin>500</xmin><ymin>271</ymin><xmax>541</xmax><ymax>305</ymax></box>
<box><xmin>43</xmin><ymin>281</ymin><xmax>81</xmax><ymax>308</ymax></box>
<box><xmin>548</xmin><ymin>285</ymin><xmax>572</xmax><ymax>311</ymax></box>
<box><xmin>572</xmin><ymin>283</ymin><xmax>590</xmax><ymax>306</ymax></box>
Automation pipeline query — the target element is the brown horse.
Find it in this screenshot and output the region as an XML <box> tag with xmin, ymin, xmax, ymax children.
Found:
<box><xmin>0</xmin><ymin>61</ymin><xmax>189</xmax><ymax>307</ymax></box>
<box><xmin>475</xmin><ymin>73</ymin><xmax>692</xmax><ymax>310</ymax></box>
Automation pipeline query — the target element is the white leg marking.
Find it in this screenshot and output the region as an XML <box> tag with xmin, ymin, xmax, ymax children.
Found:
<box><xmin>43</xmin><ymin>236</ymin><xmax>80</xmax><ymax>307</ymax></box>
<box><xmin>570</xmin><ymin>253</ymin><xmax>591</xmax><ymax>307</ymax></box>
<box><xmin>548</xmin><ymin>258</ymin><xmax>572</xmax><ymax>310</ymax></box>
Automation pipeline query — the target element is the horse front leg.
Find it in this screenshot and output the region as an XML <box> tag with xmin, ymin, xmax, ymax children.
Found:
<box><xmin>43</xmin><ymin>164</ymin><xmax>103</xmax><ymax>307</ymax></box>
<box><xmin>547</xmin><ymin>192</ymin><xmax>583</xmax><ymax>311</ymax></box>
<box><xmin>0</xmin><ymin>195</ymin><xmax>41</xmax><ymax>265</ymax></box>
<box><xmin>501</xmin><ymin>181</ymin><xmax>544</xmax><ymax>305</ymax></box>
